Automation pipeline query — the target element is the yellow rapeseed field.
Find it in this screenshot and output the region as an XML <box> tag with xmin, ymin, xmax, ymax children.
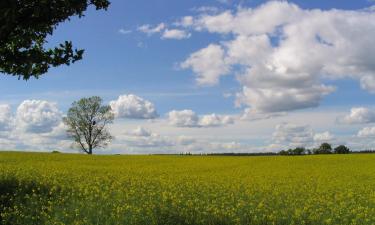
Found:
<box><xmin>1</xmin><ymin>152</ymin><xmax>375</xmax><ymax>225</ymax></box>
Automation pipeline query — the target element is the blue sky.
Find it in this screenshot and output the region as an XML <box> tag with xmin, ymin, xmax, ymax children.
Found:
<box><xmin>1</xmin><ymin>0</ymin><xmax>375</xmax><ymax>153</ymax></box>
<box><xmin>1</xmin><ymin>0</ymin><xmax>373</xmax><ymax>112</ymax></box>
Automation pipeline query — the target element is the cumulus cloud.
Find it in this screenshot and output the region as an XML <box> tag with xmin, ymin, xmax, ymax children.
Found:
<box><xmin>314</xmin><ymin>131</ymin><xmax>335</xmax><ymax>142</ymax></box>
<box><xmin>271</xmin><ymin>122</ymin><xmax>337</xmax><ymax>150</ymax></box>
<box><xmin>174</xmin><ymin>16</ymin><xmax>194</xmax><ymax>27</ymax></box>
<box><xmin>128</xmin><ymin>126</ymin><xmax>152</xmax><ymax>137</ymax></box>
<box><xmin>110</xmin><ymin>94</ymin><xmax>158</xmax><ymax>119</ymax></box>
<box><xmin>162</xmin><ymin>29</ymin><xmax>191</xmax><ymax>39</ymax></box>
<box><xmin>181</xmin><ymin>44</ymin><xmax>229</xmax><ymax>86</ymax></box>
<box><xmin>0</xmin><ymin>100</ymin><xmax>70</xmax><ymax>151</ymax></box>
<box><xmin>272</xmin><ymin>123</ymin><xmax>314</xmax><ymax>148</ymax></box>
<box><xmin>167</xmin><ymin>110</ymin><xmax>200</xmax><ymax>127</ymax></box>
<box><xmin>240</xmin><ymin>108</ymin><xmax>286</xmax><ymax>121</ymax></box>
<box><xmin>117</xmin><ymin>127</ymin><xmax>176</xmax><ymax>150</ymax></box>
<box><xmin>179</xmin><ymin>1</ymin><xmax>375</xmax><ymax>113</ymax></box>
<box><xmin>0</xmin><ymin>104</ymin><xmax>13</xmax><ymax>131</ymax></box>
<box><xmin>112</xmin><ymin>127</ymin><xmax>257</xmax><ymax>154</ymax></box>
<box><xmin>357</xmin><ymin>126</ymin><xmax>375</xmax><ymax>138</ymax></box>
<box><xmin>339</xmin><ymin>107</ymin><xmax>375</xmax><ymax>124</ymax></box>
<box><xmin>16</xmin><ymin>100</ymin><xmax>62</xmax><ymax>133</ymax></box>
<box><xmin>236</xmin><ymin>86</ymin><xmax>335</xmax><ymax>113</ymax></box>
<box><xmin>137</xmin><ymin>23</ymin><xmax>165</xmax><ymax>35</ymax></box>
<box><xmin>199</xmin><ymin>114</ymin><xmax>234</xmax><ymax>127</ymax></box>
<box><xmin>15</xmin><ymin>123</ymin><xmax>70</xmax><ymax>151</ymax></box>
<box><xmin>167</xmin><ymin>110</ymin><xmax>234</xmax><ymax>128</ymax></box>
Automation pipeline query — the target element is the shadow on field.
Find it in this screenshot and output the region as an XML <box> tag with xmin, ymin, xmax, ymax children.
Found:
<box><xmin>0</xmin><ymin>177</ymin><xmax>60</xmax><ymax>225</ymax></box>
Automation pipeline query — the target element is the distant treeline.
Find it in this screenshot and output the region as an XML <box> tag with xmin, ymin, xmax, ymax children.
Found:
<box><xmin>177</xmin><ymin>143</ymin><xmax>375</xmax><ymax>156</ymax></box>
<box><xmin>204</xmin><ymin>152</ymin><xmax>278</xmax><ymax>156</ymax></box>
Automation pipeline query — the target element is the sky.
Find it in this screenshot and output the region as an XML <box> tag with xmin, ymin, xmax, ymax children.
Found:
<box><xmin>1</xmin><ymin>0</ymin><xmax>375</xmax><ymax>153</ymax></box>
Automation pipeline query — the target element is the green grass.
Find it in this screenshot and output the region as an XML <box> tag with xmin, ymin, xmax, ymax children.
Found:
<box><xmin>1</xmin><ymin>152</ymin><xmax>375</xmax><ymax>225</ymax></box>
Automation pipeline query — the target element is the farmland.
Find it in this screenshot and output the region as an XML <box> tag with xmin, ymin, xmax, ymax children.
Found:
<box><xmin>1</xmin><ymin>152</ymin><xmax>375</xmax><ymax>225</ymax></box>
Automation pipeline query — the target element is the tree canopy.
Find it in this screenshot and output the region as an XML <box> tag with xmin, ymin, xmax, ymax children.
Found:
<box><xmin>313</xmin><ymin>143</ymin><xmax>332</xmax><ymax>154</ymax></box>
<box><xmin>63</xmin><ymin>96</ymin><xmax>114</xmax><ymax>154</ymax></box>
<box><xmin>0</xmin><ymin>0</ymin><xmax>110</xmax><ymax>80</ymax></box>
<box><xmin>334</xmin><ymin>145</ymin><xmax>350</xmax><ymax>154</ymax></box>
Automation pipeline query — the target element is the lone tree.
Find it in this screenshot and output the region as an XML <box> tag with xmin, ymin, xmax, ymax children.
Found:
<box><xmin>63</xmin><ymin>96</ymin><xmax>114</xmax><ymax>154</ymax></box>
<box><xmin>334</xmin><ymin>145</ymin><xmax>350</xmax><ymax>154</ymax></box>
<box><xmin>0</xmin><ymin>0</ymin><xmax>110</xmax><ymax>80</ymax></box>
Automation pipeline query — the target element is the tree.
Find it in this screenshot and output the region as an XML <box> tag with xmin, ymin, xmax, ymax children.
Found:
<box><xmin>279</xmin><ymin>150</ymin><xmax>288</xmax><ymax>155</ymax></box>
<box><xmin>292</xmin><ymin>147</ymin><xmax>306</xmax><ymax>155</ymax></box>
<box><xmin>334</xmin><ymin>145</ymin><xmax>350</xmax><ymax>154</ymax></box>
<box><xmin>63</xmin><ymin>96</ymin><xmax>114</xmax><ymax>154</ymax></box>
<box><xmin>0</xmin><ymin>0</ymin><xmax>110</xmax><ymax>80</ymax></box>
<box><xmin>314</xmin><ymin>143</ymin><xmax>332</xmax><ymax>154</ymax></box>
<box><xmin>279</xmin><ymin>147</ymin><xmax>306</xmax><ymax>155</ymax></box>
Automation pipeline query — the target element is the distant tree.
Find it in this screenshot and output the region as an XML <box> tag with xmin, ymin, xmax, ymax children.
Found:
<box><xmin>279</xmin><ymin>147</ymin><xmax>305</xmax><ymax>155</ymax></box>
<box><xmin>314</xmin><ymin>143</ymin><xmax>332</xmax><ymax>154</ymax></box>
<box><xmin>0</xmin><ymin>0</ymin><xmax>110</xmax><ymax>80</ymax></box>
<box><xmin>292</xmin><ymin>147</ymin><xmax>305</xmax><ymax>155</ymax></box>
<box><xmin>334</xmin><ymin>145</ymin><xmax>350</xmax><ymax>154</ymax></box>
<box><xmin>279</xmin><ymin>150</ymin><xmax>288</xmax><ymax>155</ymax></box>
<box><xmin>63</xmin><ymin>96</ymin><xmax>114</xmax><ymax>154</ymax></box>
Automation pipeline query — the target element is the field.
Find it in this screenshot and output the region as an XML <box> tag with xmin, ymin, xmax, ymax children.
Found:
<box><xmin>1</xmin><ymin>152</ymin><xmax>375</xmax><ymax>225</ymax></box>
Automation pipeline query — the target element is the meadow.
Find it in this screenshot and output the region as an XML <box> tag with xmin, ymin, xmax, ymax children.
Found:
<box><xmin>1</xmin><ymin>152</ymin><xmax>375</xmax><ymax>225</ymax></box>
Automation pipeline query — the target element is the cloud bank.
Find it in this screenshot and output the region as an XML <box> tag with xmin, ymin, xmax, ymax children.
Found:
<box><xmin>167</xmin><ymin>109</ymin><xmax>234</xmax><ymax>127</ymax></box>
<box><xmin>177</xmin><ymin>1</ymin><xmax>375</xmax><ymax>113</ymax></box>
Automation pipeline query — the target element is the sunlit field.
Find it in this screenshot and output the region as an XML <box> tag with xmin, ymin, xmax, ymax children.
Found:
<box><xmin>1</xmin><ymin>152</ymin><xmax>375</xmax><ymax>225</ymax></box>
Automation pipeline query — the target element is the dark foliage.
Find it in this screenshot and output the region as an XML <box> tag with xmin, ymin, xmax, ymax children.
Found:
<box><xmin>0</xmin><ymin>0</ymin><xmax>110</xmax><ymax>79</ymax></box>
<box><xmin>313</xmin><ymin>143</ymin><xmax>332</xmax><ymax>154</ymax></box>
<box><xmin>334</xmin><ymin>145</ymin><xmax>350</xmax><ymax>154</ymax></box>
<box><xmin>279</xmin><ymin>147</ymin><xmax>306</xmax><ymax>155</ymax></box>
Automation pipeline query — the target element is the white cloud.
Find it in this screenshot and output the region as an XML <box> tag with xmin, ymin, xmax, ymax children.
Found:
<box><xmin>179</xmin><ymin>1</ymin><xmax>375</xmax><ymax>113</ymax></box>
<box><xmin>0</xmin><ymin>101</ymin><xmax>69</xmax><ymax>151</ymax></box>
<box><xmin>181</xmin><ymin>44</ymin><xmax>229</xmax><ymax>86</ymax></box>
<box><xmin>199</xmin><ymin>114</ymin><xmax>234</xmax><ymax>127</ymax></box>
<box><xmin>118</xmin><ymin>28</ymin><xmax>132</xmax><ymax>34</ymax></box>
<box><xmin>236</xmin><ymin>85</ymin><xmax>335</xmax><ymax>113</ymax></box>
<box><xmin>137</xmin><ymin>23</ymin><xmax>166</xmax><ymax>35</ymax></box>
<box><xmin>128</xmin><ymin>126</ymin><xmax>152</xmax><ymax>137</ymax></box>
<box><xmin>194</xmin><ymin>2</ymin><xmax>302</xmax><ymax>35</ymax></box>
<box><xmin>175</xmin><ymin>16</ymin><xmax>194</xmax><ymax>27</ymax></box>
<box><xmin>194</xmin><ymin>10</ymin><xmax>234</xmax><ymax>33</ymax></box>
<box><xmin>110</xmin><ymin>94</ymin><xmax>158</xmax><ymax>119</ymax></box>
<box><xmin>167</xmin><ymin>110</ymin><xmax>234</xmax><ymax>128</ymax></box>
<box><xmin>112</xmin><ymin>126</ymin><xmax>258</xmax><ymax>154</ymax></box>
<box><xmin>192</xmin><ymin>6</ymin><xmax>220</xmax><ymax>14</ymax></box>
<box><xmin>0</xmin><ymin>104</ymin><xmax>13</xmax><ymax>131</ymax></box>
<box><xmin>167</xmin><ymin>110</ymin><xmax>200</xmax><ymax>127</ymax></box>
<box><xmin>271</xmin><ymin>122</ymin><xmax>338</xmax><ymax>150</ymax></box>
<box><xmin>272</xmin><ymin>123</ymin><xmax>314</xmax><ymax>148</ymax></box>
<box><xmin>240</xmin><ymin>108</ymin><xmax>286</xmax><ymax>121</ymax></box>
<box><xmin>16</xmin><ymin>100</ymin><xmax>62</xmax><ymax>133</ymax></box>
<box><xmin>358</xmin><ymin>126</ymin><xmax>375</xmax><ymax>138</ymax></box>
<box><xmin>15</xmin><ymin>122</ymin><xmax>70</xmax><ymax>151</ymax></box>
<box><xmin>162</xmin><ymin>29</ymin><xmax>191</xmax><ymax>40</ymax></box>
<box><xmin>224</xmin><ymin>35</ymin><xmax>271</xmax><ymax>65</ymax></box>
<box><xmin>339</xmin><ymin>107</ymin><xmax>375</xmax><ymax>124</ymax></box>
<box><xmin>314</xmin><ymin>131</ymin><xmax>335</xmax><ymax>142</ymax></box>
